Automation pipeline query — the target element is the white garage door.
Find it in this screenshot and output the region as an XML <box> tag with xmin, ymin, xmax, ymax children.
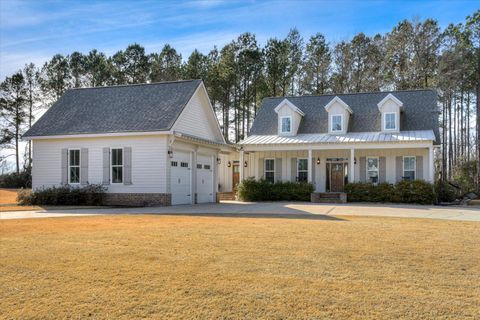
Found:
<box><xmin>170</xmin><ymin>151</ymin><xmax>191</xmax><ymax>205</ymax></box>
<box><xmin>196</xmin><ymin>155</ymin><xmax>214</xmax><ymax>203</ymax></box>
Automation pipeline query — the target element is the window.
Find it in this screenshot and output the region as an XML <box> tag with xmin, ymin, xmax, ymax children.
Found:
<box><xmin>280</xmin><ymin>116</ymin><xmax>292</xmax><ymax>133</ymax></box>
<box><xmin>367</xmin><ymin>157</ymin><xmax>379</xmax><ymax>184</ymax></box>
<box><xmin>403</xmin><ymin>156</ymin><xmax>416</xmax><ymax>180</ymax></box>
<box><xmin>171</xmin><ymin>161</ymin><xmax>178</xmax><ymax>167</ymax></box>
<box><xmin>180</xmin><ymin>162</ymin><xmax>188</xmax><ymax>168</ymax></box>
<box><xmin>297</xmin><ymin>158</ymin><xmax>308</xmax><ymax>182</ymax></box>
<box><xmin>384</xmin><ymin>112</ymin><xmax>397</xmax><ymax>130</ymax></box>
<box><xmin>68</xmin><ymin>149</ymin><xmax>80</xmax><ymax>184</ymax></box>
<box><xmin>111</xmin><ymin>148</ymin><xmax>123</xmax><ymax>184</ymax></box>
<box><xmin>197</xmin><ymin>164</ymin><xmax>202</xmax><ymax>169</ymax></box>
<box><xmin>264</xmin><ymin>159</ymin><xmax>275</xmax><ymax>183</ymax></box>
<box><xmin>204</xmin><ymin>164</ymin><xmax>211</xmax><ymax>170</ymax></box>
<box><xmin>331</xmin><ymin>115</ymin><xmax>343</xmax><ymax>132</ymax></box>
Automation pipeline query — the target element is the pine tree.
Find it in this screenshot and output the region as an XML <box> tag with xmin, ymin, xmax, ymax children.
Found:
<box><xmin>0</xmin><ymin>72</ymin><xmax>27</xmax><ymax>173</ymax></box>
<box><xmin>300</xmin><ymin>33</ymin><xmax>331</xmax><ymax>94</ymax></box>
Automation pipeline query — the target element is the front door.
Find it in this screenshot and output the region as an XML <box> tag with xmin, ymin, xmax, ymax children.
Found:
<box><xmin>331</xmin><ymin>163</ymin><xmax>344</xmax><ymax>192</ymax></box>
<box><xmin>232</xmin><ymin>164</ymin><xmax>240</xmax><ymax>192</ymax></box>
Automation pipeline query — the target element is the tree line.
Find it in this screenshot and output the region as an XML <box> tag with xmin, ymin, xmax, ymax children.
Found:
<box><xmin>1</xmin><ymin>10</ymin><xmax>479</xmax><ymax>189</ymax></box>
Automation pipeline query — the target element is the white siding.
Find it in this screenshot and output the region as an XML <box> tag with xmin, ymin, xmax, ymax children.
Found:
<box><xmin>32</xmin><ymin>135</ymin><xmax>168</xmax><ymax>193</ymax></box>
<box><xmin>353</xmin><ymin>148</ymin><xmax>429</xmax><ymax>183</ymax></box>
<box><xmin>173</xmin><ymin>87</ymin><xmax>223</xmax><ymax>143</ymax></box>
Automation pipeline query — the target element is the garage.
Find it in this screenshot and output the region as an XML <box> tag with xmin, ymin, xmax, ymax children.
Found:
<box><xmin>170</xmin><ymin>151</ymin><xmax>192</xmax><ymax>205</ymax></box>
<box><xmin>196</xmin><ymin>154</ymin><xmax>214</xmax><ymax>203</ymax></box>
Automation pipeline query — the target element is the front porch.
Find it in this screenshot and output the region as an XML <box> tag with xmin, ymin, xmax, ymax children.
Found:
<box><xmin>218</xmin><ymin>143</ymin><xmax>435</xmax><ymax>194</ymax></box>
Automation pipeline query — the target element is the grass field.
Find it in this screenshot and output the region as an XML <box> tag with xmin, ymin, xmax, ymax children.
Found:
<box><xmin>0</xmin><ymin>188</ymin><xmax>40</xmax><ymax>211</ymax></box>
<box><xmin>1</xmin><ymin>214</ymin><xmax>479</xmax><ymax>319</ymax></box>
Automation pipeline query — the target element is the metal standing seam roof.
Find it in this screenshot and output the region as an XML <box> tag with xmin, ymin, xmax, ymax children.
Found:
<box><xmin>23</xmin><ymin>80</ymin><xmax>202</xmax><ymax>137</ymax></box>
<box><xmin>239</xmin><ymin>130</ymin><xmax>436</xmax><ymax>145</ymax></box>
<box><xmin>249</xmin><ymin>89</ymin><xmax>440</xmax><ymax>144</ymax></box>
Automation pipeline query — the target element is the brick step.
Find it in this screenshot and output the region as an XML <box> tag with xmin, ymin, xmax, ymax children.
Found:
<box><xmin>468</xmin><ymin>199</ymin><xmax>480</xmax><ymax>206</ymax></box>
<box><xmin>217</xmin><ymin>192</ymin><xmax>236</xmax><ymax>201</ymax></box>
<box><xmin>311</xmin><ymin>192</ymin><xmax>347</xmax><ymax>203</ymax></box>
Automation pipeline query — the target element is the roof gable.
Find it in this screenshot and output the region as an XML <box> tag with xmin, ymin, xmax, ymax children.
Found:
<box><xmin>23</xmin><ymin>80</ymin><xmax>201</xmax><ymax>138</ymax></box>
<box><xmin>172</xmin><ymin>82</ymin><xmax>225</xmax><ymax>143</ymax></box>
<box><xmin>274</xmin><ymin>98</ymin><xmax>305</xmax><ymax>116</ymax></box>
<box><xmin>324</xmin><ymin>96</ymin><xmax>353</xmax><ymax>114</ymax></box>
<box><xmin>377</xmin><ymin>93</ymin><xmax>404</xmax><ymax>111</ymax></box>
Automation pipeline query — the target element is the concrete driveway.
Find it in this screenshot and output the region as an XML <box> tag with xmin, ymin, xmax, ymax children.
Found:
<box><xmin>1</xmin><ymin>201</ymin><xmax>480</xmax><ymax>221</ymax></box>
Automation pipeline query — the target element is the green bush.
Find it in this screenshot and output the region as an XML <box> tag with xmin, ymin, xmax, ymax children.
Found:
<box><xmin>0</xmin><ymin>171</ymin><xmax>32</xmax><ymax>188</ymax></box>
<box><xmin>237</xmin><ymin>177</ymin><xmax>314</xmax><ymax>202</ymax></box>
<box><xmin>345</xmin><ymin>180</ymin><xmax>434</xmax><ymax>205</ymax></box>
<box><xmin>18</xmin><ymin>184</ymin><xmax>106</xmax><ymax>206</ymax></box>
<box><xmin>395</xmin><ymin>180</ymin><xmax>435</xmax><ymax>204</ymax></box>
<box><xmin>434</xmin><ymin>180</ymin><xmax>459</xmax><ymax>203</ymax></box>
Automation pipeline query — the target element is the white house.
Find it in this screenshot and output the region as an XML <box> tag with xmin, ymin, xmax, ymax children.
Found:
<box><xmin>23</xmin><ymin>80</ymin><xmax>234</xmax><ymax>206</ymax></box>
<box><xmin>24</xmin><ymin>80</ymin><xmax>439</xmax><ymax>205</ymax></box>
<box><xmin>218</xmin><ymin>90</ymin><xmax>440</xmax><ymax>199</ymax></box>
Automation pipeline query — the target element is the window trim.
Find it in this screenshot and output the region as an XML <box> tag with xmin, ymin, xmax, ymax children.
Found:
<box><xmin>366</xmin><ymin>156</ymin><xmax>379</xmax><ymax>184</ymax></box>
<box><xmin>297</xmin><ymin>158</ymin><xmax>308</xmax><ymax>182</ymax></box>
<box><xmin>330</xmin><ymin>114</ymin><xmax>344</xmax><ymax>132</ymax></box>
<box><xmin>110</xmin><ymin>147</ymin><xmax>124</xmax><ymax>185</ymax></box>
<box><xmin>68</xmin><ymin>148</ymin><xmax>81</xmax><ymax>185</ymax></box>
<box><xmin>403</xmin><ymin>156</ymin><xmax>416</xmax><ymax>180</ymax></box>
<box><xmin>264</xmin><ymin>158</ymin><xmax>275</xmax><ymax>183</ymax></box>
<box><xmin>384</xmin><ymin>112</ymin><xmax>397</xmax><ymax>131</ymax></box>
<box><xmin>280</xmin><ymin>116</ymin><xmax>292</xmax><ymax>134</ymax></box>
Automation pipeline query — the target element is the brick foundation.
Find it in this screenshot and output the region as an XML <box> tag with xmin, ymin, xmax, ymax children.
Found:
<box><xmin>103</xmin><ymin>193</ymin><xmax>171</xmax><ymax>207</ymax></box>
<box><xmin>311</xmin><ymin>192</ymin><xmax>347</xmax><ymax>203</ymax></box>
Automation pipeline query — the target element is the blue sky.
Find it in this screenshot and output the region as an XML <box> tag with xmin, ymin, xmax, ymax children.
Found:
<box><xmin>0</xmin><ymin>0</ymin><xmax>479</xmax><ymax>79</ymax></box>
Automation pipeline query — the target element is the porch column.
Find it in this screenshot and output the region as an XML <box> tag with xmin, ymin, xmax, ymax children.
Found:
<box><xmin>307</xmin><ymin>149</ymin><xmax>313</xmax><ymax>182</ymax></box>
<box><xmin>239</xmin><ymin>149</ymin><xmax>244</xmax><ymax>182</ymax></box>
<box><xmin>429</xmin><ymin>145</ymin><xmax>434</xmax><ymax>182</ymax></box>
<box><xmin>349</xmin><ymin>148</ymin><xmax>355</xmax><ymax>183</ymax></box>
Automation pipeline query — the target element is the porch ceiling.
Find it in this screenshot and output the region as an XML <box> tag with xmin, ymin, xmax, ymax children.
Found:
<box><xmin>239</xmin><ymin>130</ymin><xmax>435</xmax><ymax>145</ymax></box>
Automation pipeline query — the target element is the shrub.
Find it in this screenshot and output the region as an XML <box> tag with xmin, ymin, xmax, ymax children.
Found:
<box><xmin>18</xmin><ymin>184</ymin><xmax>106</xmax><ymax>206</ymax></box>
<box><xmin>344</xmin><ymin>182</ymin><xmax>372</xmax><ymax>202</ymax></box>
<box><xmin>434</xmin><ymin>180</ymin><xmax>459</xmax><ymax>203</ymax></box>
<box><xmin>345</xmin><ymin>180</ymin><xmax>435</xmax><ymax>205</ymax></box>
<box><xmin>395</xmin><ymin>180</ymin><xmax>435</xmax><ymax>204</ymax></box>
<box><xmin>0</xmin><ymin>171</ymin><xmax>32</xmax><ymax>188</ymax></box>
<box><xmin>237</xmin><ymin>177</ymin><xmax>314</xmax><ymax>202</ymax></box>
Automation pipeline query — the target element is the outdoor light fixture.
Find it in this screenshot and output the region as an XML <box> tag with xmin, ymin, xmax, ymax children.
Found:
<box><xmin>244</xmin><ymin>161</ymin><xmax>248</xmax><ymax>167</ymax></box>
<box><xmin>168</xmin><ymin>150</ymin><xmax>173</xmax><ymax>158</ymax></box>
<box><xmin>316</xmin><ymin>157</ymin><xmax>320</xmax><ymax>165</ymax></box>
<box><xmin>217</xmin><ymin>157</ymin><xmax>221</xmax><ymax>165</ymax></box>
<box><xmin>227</xmin><ymin>161</ymin><xmax>231</xmax><ymax>167</ymax></box>
<box><xmin>354</xmin><ymin>157</ymin><xmax>357</xmax><ymax>164</ymax></box>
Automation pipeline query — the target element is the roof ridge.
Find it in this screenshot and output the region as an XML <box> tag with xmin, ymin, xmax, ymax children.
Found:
<box><xmin>69</xmin><ymin>79</ymin><xmax>201</xmax><ymax>91</ymax></box>
<box><xmin>265</xmin><ymin>88</ymin><xmax>436</xmax><ymax>100</ymax></box>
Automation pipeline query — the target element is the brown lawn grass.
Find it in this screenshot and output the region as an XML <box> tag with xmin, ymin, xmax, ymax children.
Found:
<box><xmin>0</xmin><ymin>188</ymin><xmax>40</xmax><ymax>212</ymax></box>
<box><xmin>0</xmin><ymin>188</ymin><xmax>20</xmax><ymax>205</ymax></box>
<box><xmin>1</xmin><ymin>215</ymin><xmax>479</xmax><ymax>319</ymax></box>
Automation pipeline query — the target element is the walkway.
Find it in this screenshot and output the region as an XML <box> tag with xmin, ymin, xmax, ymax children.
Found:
<box><xmin>1</xmin><ymin>201</ymin><xmax>479</xmax><ymax>221</ymax></box>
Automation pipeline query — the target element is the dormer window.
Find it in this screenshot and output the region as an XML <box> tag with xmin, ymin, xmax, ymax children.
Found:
<box><xmin>331</xmin><ymin>114</ymin><xmax>343</xmax><ymax>132</ymax></box>
<box><xmin>378</xmin><ymin>93</ymin><xmax>403</xmax><ymax>132</ymax></box>
<box><xmin>324</xmin><ymin>96</ymin><xmax>352</xmax><ymax>134</ymax></box>
<box><xmin>274</xmin><ymin>99</ymin><xmax>304</xmax><ymax>136</ymax></box>
<box><xmin>280</xmin><ymin>116</ymin><xmax>292</xmax><ymax>133</ymax></box>
<box><xmin>384</xmin><ymin>112</ymin><xmax>397</xmax><ymax>130</ymax></box>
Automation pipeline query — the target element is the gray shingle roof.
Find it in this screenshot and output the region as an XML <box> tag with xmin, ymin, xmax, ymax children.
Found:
<box><xmin>24</xmin><ymin>80</ymin><xmax>202</xmax><ymax>137</ymax></box>
<box><xmin>249</xmin><ymin>89</ymin><xmax>440</xmax><ymax>144</ymax></box>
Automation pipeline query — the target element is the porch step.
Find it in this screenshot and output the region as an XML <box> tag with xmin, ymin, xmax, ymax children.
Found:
<box><xmin>468</xmin><ymin>199</ymin><xmax>480</xmax><ymax>206</ymax></box>
<box><xmin>311</xmin><ymin>192</ymin><xmax>347</xmax><ymax>203</ymax></box>
<box><xmin>217</xmin><ymin>192</ymin><xmax>236</xmax><ymax>201</ymax></box>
